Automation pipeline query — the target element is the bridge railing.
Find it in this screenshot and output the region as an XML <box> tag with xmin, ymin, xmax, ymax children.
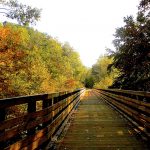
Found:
<box><xmin>96</xmin><ymin>89</ymin><xmax>150</xmax><ymax>139</ymax></box>
<box><xmin>0</xmin><ymin>88</ymin><xmax>84</xmax><ymax>150</ymax></box>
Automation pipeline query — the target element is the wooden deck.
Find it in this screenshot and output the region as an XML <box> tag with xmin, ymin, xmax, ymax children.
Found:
<box><xmin>56</xmin><ymin>90</ymin><xmax>148</xmax><ymax>150</ymax></box>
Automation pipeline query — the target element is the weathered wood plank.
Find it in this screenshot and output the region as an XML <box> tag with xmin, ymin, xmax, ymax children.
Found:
<box><xmin>101</xmin><ymin>89</ymin><xmax>150</xmax><ymax>97</ymax></box>
<box><xmin>0</xmin><ymin>105</ymin><xmax>53</xmax><ymax>131</ymax></box>
<box><xmin>100</xmin><ymin>91</ymin><xmax>150</xmax><ymax>113</ymax></box>
<box><xmin>0</xmin><ymin>94</ymin><xmax>49</xmax><ymax>109</ymax></box>
<box><xmin>101</xmin><ymin>94</ymin><xmax>150</xmax><ymax>128</ymax></box>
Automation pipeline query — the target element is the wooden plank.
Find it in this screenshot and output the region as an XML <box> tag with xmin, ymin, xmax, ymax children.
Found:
<box><xmin>0</xmin><ymin>94</ymin><xmax>49</xmax><ymax>109</ymax></box>
<box><xmin>27</xmin><ymin>100</ymin><xmax>36</xmax><ymax>135</ymax></box>
<box><xmin>0</xmin><ymin>108</ymin><xmax>6</xmax><ymax>122</ymax></box>
<box><xmin>101</xmin><ymin>93</ymin><xmax>150</xmax><ymax>129</ymax></box>
<box><xmin>5</xmin><ymin>127</ymin><xmax>47</xmax><ymax>150</ymax></box>
<box><xmin>0</xmin><ymin>111</ymin><xmax>53</xmax><ymax>142</ymax></box>
<box><xmin>0</xmin><ymin>89</ymin><xmax>80</xmax><ymax>109</ymax></box>
<box><xmin>42</xmin><ymin>98</ymin><xmax>53</xmax><ymax>128</ymax></box>
<box><xmin>100</xmin><ymin>89</ymin><xmax>150</xmax><ymax>97</ymax></box>
<box><xmin>99</xmin><ymin>90</ymin><xmax>150</xmax><ymax>107</ymax></box>
<box><xmin>100</xmin><ymin>91</ymin><xmax>150</xmax><ymax>112</ymax></box>
<box><xmin>0</xmin><ymin>108</ymin><xmax>6</xmax><ymax>149</ymax></box>
<box><xmin>0</xmin><ymin>104</ymin><xmax>53</xmax><ymax>131</ymax></box>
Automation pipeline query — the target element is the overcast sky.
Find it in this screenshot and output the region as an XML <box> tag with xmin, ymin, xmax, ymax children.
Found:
<box><xmin>2</xmin><ymin>0</ymin><xmax>140</xmax><ymax>67</ymax></box>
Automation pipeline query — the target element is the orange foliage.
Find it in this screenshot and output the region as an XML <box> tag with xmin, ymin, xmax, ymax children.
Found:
<box><xmin>65</xmin><ymin>79</ymin><xmax>76</xmax><ymax>89</ymax></box>
<box><xmin>0</xmin><ymin>26</ymin><xmax>27</xmax><ymax>98</ymax></box>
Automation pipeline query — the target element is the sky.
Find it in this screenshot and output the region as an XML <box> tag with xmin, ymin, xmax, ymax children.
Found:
<box><xmin>2</xmin><ymin>0</ymin><xmax>140</xmax><ymax>67</ymax></box>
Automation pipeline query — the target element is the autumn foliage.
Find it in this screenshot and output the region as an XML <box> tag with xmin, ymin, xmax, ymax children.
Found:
<box><xmin>0</xmin><ymin>24</ymin><xmax>27</xmax><ymax>97</ymax></box>
<box><xmin>0</xmin><ymin>23</ymin><xmax>86</xmax><ymax>98</ymax></box>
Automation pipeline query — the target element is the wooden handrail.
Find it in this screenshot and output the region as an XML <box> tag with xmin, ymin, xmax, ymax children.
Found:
<box><xmin>96</xmin><ymin>89</ymin><xmax>150</xmax><ymax>139</ymax></box>
<box><xmin>100</xmin><ymin>89</ymin><xmax>150</xmax><ymax>97</ymax></box>
<box><xmin>0</xmin><ymin>88</ymin><xmax>85</xmax><ymax>150</ymax></box>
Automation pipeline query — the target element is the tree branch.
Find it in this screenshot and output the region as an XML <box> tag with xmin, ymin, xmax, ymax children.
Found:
<box><xmin>0</xmin><ymin>11</ymin><xmax>8</xmax><ymax>15</ymax></box>
<box><xmin>0</xmin><ymin>7</ymin><xmax>11</xmax><ymax>11</ymax></box>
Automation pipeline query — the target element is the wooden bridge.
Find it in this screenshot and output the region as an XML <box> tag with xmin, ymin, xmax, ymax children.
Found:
<box><xmin>0</xmin><ymin>88</ymin><xmax>149</xmax><ymax>149</ymax></box>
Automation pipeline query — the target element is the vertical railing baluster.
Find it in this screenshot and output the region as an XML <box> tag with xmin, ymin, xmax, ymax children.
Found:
<box><xmin>42</xmin><ymin>95</ymin><xmax>51</xmax><ymax>128</ymax></box>
<box><xmin>27</xmin><ymin>100</ymin><xmax>36</xmax><ymax>135</ymax></box>
<box><xmin>0</xmin><ymin>108</ymin><xmax>6</xmax><ymax>149</ymax></box>
<box><xmin>0</xmin><ymin>108</ymin><xmax>6</xmax><ymax>122</ymax></box>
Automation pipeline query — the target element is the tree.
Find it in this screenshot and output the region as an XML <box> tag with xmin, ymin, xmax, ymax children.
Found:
<box><xmin>62</xmin><ymin>43</ymin><xmax>87</xmax><ymax>89</ymax></box>
<box><xmin>108</xmin><ymin>1</ymin><xmax>150</xmax><ymax>91</ymax></box>
<box><xmin>0</xmin><ymin>23</ymin><xmax>29</xmax><ymax>98</ymax></box>
<box><xmin>0</xmin><ymin>22</ymin><xmax>86</xmax><ymax>98</ymax></box>
<box><xmin>0</xmin><ymin>0</ymin><xmax>41</xmax><ymax>26</ymax></box>
<box><xmin>91</xmin><ymin>56</ymin><xmax>118</xmax><ymax>89</ymax></box>
<box><xmin>84</xmin><ymin>77</ymin><xmax>94</xmax><ymax>88</ymax></box>
<box><xmin>139</xmin><ymin>0</ymin><xmax>150</xmax><ymax>11</ymax></box>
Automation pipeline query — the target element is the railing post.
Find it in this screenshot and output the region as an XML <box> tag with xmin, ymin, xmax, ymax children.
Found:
<box><xmin>0</xmin><ymin>108</ymin><xmax>6</xmax><ymax>122</ymax></box>
<box><xmin>43</xmin><ymin>99</ymin><xmax>49</xmax><ymax>109</ymax></box>
<box><xmin>42</xmin><ymin>95</ymin><xmax>53</xmax><ymax>128</ymax></box>
<box><xmin>53</xmin><ymin>95</ymin><xmax>58</xmax><ymax>104</ymax></box>
<box><xmin>27</xmin><ymin>100</ymin><xmax>36</xmax><ymax>135</ymax></box>
<box><xmin>0</xmin><ymin>108</ymin><xmax>6</xmax><ymax>149</ymax></box>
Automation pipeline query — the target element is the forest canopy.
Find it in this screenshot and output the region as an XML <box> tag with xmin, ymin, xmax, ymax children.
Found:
<box><xmin>0</xmin><ymin>23</ymin><xmax>87</xmax><ymax>98</ymax></box>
